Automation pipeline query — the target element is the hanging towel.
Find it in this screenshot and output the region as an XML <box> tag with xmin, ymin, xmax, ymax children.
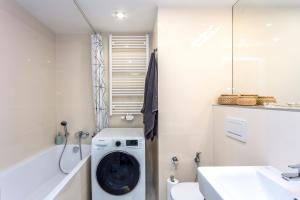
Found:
<box><xmin>141</xmin><ymin>52</ymin><xmax>158</xmax><ymax>140</ymax></box>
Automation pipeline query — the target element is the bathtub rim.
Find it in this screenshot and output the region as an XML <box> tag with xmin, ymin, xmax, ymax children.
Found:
<box><xmin>44</xmin><ymin>153</ymin><xmax>91</xmax><ymax>200</ymax></box>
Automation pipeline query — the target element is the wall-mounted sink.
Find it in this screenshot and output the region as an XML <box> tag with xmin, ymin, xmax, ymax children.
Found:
<box><xmin>198</xmin><ymin>166</ymin><xmax>300</xmax><ymax>200</ymax></box>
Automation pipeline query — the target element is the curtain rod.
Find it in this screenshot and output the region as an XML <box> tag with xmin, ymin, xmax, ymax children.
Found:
<box><xmin>73</xmin><ymin>0</ymin><xmax>97</xmax><ymax>34</ymax></box>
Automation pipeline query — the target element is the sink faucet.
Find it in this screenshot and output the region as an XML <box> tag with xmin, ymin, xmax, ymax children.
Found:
<box><xmin>282</xmin><ymin>164</ymin><xmax>300</xmax><ymax>181</ymax></box>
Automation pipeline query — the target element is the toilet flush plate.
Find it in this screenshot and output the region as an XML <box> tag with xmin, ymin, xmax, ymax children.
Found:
<box><xmin>224</xmin><ymin>117</ymin><xmax>247</xmax><ymax>143</ymax></box>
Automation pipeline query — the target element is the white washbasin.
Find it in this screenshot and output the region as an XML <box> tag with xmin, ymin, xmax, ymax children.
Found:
<box><xmin>198</xmin><ymin>166</ymin><xmax>300</xmax><ymax>200</ymax></box>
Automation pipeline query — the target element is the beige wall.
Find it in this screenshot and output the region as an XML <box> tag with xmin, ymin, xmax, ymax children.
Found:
<box><xmin>0</xmin><ymin>0</ymin><xmax>56</xmax><ymax>170</ymax></box>
<box><xmin>55</xmin><ymin>34</ymin><xmax>95</xmax><ymax>143</ymax></box>
<box><xmin>213</xmin><ymin>105</ymin><xmax>300</xmax><ymax>173</ymax></box>
<box><xmin>157</xmin><ymin>8</ymin><xmax>232</xmax><ymax>200</ymax></box>
<box><xmin>233</xmin><ymin>4</ymin><xmax>300</xmax><ymax>104</ymax></box>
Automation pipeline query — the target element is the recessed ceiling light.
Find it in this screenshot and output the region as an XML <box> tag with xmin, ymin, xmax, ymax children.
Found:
<box><xmin>112</xmin><ymin>11</ymin><xmax>128</xmax><ymax>21</ymax></box>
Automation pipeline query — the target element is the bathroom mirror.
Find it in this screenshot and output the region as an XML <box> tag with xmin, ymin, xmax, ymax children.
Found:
<box><xmin>233</xmin><ymin>0</ymin><xmax>300</xmax><ymax>105</ymax></box>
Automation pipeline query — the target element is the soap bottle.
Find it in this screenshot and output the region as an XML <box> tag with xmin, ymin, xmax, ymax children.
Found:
<box><xmin>55</xmin><ymin>132</ymin><xmax>65</xmax><ymax>145</ymax></box>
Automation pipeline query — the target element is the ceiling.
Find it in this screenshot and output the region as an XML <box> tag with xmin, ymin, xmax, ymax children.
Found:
<box><xmin>16</xmin><ymin>0</ymin><xmax>236</xmax><ymax>34</ymax></box>
<box><xmin>235</xmin><ymin>0</ymin><xmax>300</xmax><ymax>7</ymax></box>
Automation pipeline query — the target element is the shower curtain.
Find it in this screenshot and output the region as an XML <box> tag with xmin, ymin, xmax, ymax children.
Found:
<box><xmin>91</xmin><ymin>34</ymin><xmax>108</xmax><ymax>132</ymax></box>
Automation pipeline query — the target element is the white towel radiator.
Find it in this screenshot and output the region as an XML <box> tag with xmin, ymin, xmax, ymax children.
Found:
<box><xmin>109</xmin><ymin>34</ymin><xmax>149</xmax><ymax>116</ymax></box>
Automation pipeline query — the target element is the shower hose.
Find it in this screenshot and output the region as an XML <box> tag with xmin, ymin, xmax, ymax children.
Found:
<box><xmin>59</xmin><ymin>136</ymin><xmax>69</xmax><ymax>175</ymax></box>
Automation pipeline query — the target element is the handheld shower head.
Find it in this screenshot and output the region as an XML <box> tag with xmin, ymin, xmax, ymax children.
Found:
<box><xmin>60</xmin><ymin>121</ymin><xmax>67</xmax><ymax>126</ymax></box>
<box><xmin>60</xmin><ymin>121</ymin><xmax>69</xmax><ymax>137</ymax></box>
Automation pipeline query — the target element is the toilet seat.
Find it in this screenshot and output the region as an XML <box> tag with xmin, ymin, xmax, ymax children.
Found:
<box><xmin>171</xmin><ymin>182</ymin><xmax>203</xmax><ymax>200</ymax></box>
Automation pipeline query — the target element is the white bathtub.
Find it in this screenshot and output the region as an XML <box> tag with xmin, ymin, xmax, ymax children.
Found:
<box><xmin>0</xmin><ymin>145</ymin><xmax>91</xmax><ymax>200</ymax></box>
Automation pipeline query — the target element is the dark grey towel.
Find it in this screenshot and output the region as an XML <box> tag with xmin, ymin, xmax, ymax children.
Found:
<box><xmin>141</xmin><ymin>52</ymin><xmax>158</xmax><ymax>140</ymax></box>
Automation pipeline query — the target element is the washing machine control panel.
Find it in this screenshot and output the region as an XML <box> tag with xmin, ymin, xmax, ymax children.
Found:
<box><xmin>93</xmin><ymin>138</ymin><xmax>144</xmax><ymax>149</ymax></box>
<box><xmin>114</xmin><ymin>139</ymin><xmax>141</xmax><ymax>148</ymax></box>
<box><xmin>126</xmin><ymin>140</ymin><xmax>138</xmax><ymax>147</ymax></box>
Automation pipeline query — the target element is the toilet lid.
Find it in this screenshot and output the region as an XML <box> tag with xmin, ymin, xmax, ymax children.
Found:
<box><xmin>171</xmin><ymin>183</ymin><xmax>203</xmax><ymax>200</ymax></box>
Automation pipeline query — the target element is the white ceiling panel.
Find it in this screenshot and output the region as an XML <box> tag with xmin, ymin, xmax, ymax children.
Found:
<box><xmin>155</xmin><ymin>0</ymin><xmax>237</xmax><ymax>7</ymax></box>
<box><xmin>16</xmin><ymin>0</ymin><xmax>236</xmax><ymax>34</ymax></box>
<box><xmin>16</xmin><ymin>0</ymin><xmax>91</xmax><ymax>34</ymax></box>
<box><xmin>76</xmin><ymin>0</ymin><xmax>157</xmax><ymax>33</ymax></box>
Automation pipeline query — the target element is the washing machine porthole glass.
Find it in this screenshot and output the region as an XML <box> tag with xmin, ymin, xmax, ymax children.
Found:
<box><xmin>96</xmin><ymin>151</ymin><xmax>140</xmax><ymax>195</ymax></box>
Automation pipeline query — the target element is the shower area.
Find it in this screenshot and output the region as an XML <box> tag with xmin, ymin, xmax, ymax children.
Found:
<box><xmin>55</xmin><ymin>1</ymin><xmax>158</xmax><ymax>200</ymax></box>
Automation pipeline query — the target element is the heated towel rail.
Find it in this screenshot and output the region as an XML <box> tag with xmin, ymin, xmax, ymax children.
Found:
<box><xmin>109</xmin><ymin>34</ymin><xmax>149</xmax><ymax>115</ymax></box>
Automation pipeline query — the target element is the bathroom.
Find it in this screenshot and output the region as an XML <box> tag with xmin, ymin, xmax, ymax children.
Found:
<box><xmin>1</xmin><ymin>0</ymin><xmax>300</xmax><ymax>199</ymax></box>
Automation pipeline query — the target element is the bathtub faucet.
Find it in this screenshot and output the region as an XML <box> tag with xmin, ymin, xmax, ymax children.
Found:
<box><xmin>78</xmin><ymin>131</ymin><xmax>89</xmax><ymax>139</ymax></box>
<box><xmin>77</xmin><ymin>131</ymin><xmax>90</xmax><ymax>160</ymax></box>
<box><xmin>60</xmin><ymin>121</ymin><xmax>69</xmax><ymax>138</ymax></box>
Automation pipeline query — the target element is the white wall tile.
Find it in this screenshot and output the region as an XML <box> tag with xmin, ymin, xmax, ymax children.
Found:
<box><xmin>213</xmin><ymin>106</ymin><xmax>300</xmax><ymax>173</ymax></box>
<box><xmin>157</xmin><ymin>8</ymin><xmax>232</xmax><ymax>200</ymax></box>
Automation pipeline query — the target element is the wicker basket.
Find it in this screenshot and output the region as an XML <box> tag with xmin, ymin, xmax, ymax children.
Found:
<box><xmin>240</xmin><ymin>94</ymin><xmax>259</xmax><ymax>98</ymax></box>
<box><xmin>237</xmin><ymin>96</ymin><xmax>257</xmax><ymax>106</ymax></box>
<box><xmin>218</xmin><ymin>94</ymin><xmax>239</xmax><ymax>105</ymax></box>
<box><xmin>257</xmin><ymin>96</ymin><xmax>276</xmax><ymax>105</ymax></box>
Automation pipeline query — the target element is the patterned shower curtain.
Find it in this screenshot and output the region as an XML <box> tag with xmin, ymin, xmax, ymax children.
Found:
<box><xmin>91</xmin><ymin>34</ymin><xmax>108</xmax><ymax>132</ymax></box>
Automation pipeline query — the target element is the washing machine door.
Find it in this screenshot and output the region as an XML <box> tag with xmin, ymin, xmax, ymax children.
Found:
<box><xmin>96</xmin><ymin>151</ymin><xmax>140</xmax><ymax>195</ymax></box>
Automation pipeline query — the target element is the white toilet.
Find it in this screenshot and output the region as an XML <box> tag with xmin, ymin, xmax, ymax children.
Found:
<box><xmin>170</xmin><ymin>182</ymin><xmax>204</xmax><ymax>200</ymax></box>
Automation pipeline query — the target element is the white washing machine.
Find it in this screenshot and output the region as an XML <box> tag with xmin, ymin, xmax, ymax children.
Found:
<box><xmin>91</xmin><ymin>128</ymin><xmax>145</xmax><ymax>200</ymax></box>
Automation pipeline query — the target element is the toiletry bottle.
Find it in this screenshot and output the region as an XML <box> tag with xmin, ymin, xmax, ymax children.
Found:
<box><xmin>55</xmin><ymin>132</ymin><xmax>65</xmax><ymax>145</ymax></box>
